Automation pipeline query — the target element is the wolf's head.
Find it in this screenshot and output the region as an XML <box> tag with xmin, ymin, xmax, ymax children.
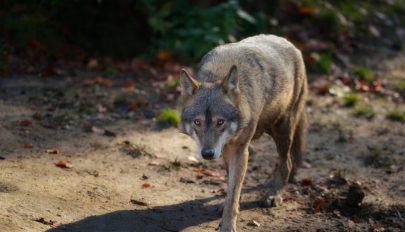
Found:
<box><xmin>180</xmin><ymin>65</ymin><xmax>241</xmax><ymax>160</ymax></box>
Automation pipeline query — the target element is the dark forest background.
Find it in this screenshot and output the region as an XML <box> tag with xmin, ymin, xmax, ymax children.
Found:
<box><xmin>1</xmin><ymin>0</ymin><xmax>404</xmax><ymax>74</ymax></box>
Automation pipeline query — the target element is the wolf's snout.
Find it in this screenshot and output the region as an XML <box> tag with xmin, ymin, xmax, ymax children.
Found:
<box><xmin>201</xmin><ymin>148</ymin><xmax>215</xmax><ymax>160</ymax></box>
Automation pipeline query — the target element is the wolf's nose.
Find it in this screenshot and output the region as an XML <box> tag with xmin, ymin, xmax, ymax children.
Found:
<box><xmin>201</xmin><ymin>148</ymin><xmax>215</xmax><ymax>160</ymax></box>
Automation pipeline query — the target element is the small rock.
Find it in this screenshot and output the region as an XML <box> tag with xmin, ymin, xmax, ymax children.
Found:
<box><xmin>180</xmin><ymin>177</ymin><xmax>196</xmax><ymax>184</ymax></box>
<box><xmin>348</xmin><ymin>219</ymin><xmax>356</xmax><ymax>229</ymax></box>
<box><xmin>187</xmin><ymin>156</ymin><xmax>199</xmax><ymax>163</ymax></box>
<box><xmin>302</xmin><ymin>161</ymin><xmax>312</xmax><ymax>168</ymax></box>
<box><xmin>202</xmin><ymin>179</ymin><xmax>221</xmax><ymax>186</ymax></box>
<box><xmin>247</xmin><ymin>220</ymin><xmax>260</xmax><ymax>227</ymax></box>
<box><xmin>130</xmin><ymin>199</ymin><xmax>148</xmax><ymax>206</ymax></box>
<box><xmin>104</xmin><ymin>129</ymin><xmax>116</xmax><ymax>137</ymax></box>
<box><xmin>46</xmin><ymin>148</ymin><xmax>59</xmax><ymax>154</ymax></box>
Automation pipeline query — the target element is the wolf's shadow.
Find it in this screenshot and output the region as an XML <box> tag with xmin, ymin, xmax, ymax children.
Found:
<box><xmin>47</xmin><ymin>188</ymin><xmax>262</xmax><ymax>232</ymax></box>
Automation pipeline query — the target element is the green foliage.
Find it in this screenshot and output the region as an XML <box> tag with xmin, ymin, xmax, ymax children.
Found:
<box><xmin>165</xmin><ymin>79</ymin><xmax>180</xmax><ymax>89</ymax></box>
<box><xmin>386</xmin><ymin>111</ymin><xmax>405</xmax><ymax>123</ymax></box>
<box><xmin>354</xmin><ymin>67</ymin><xmax>375</xmax><ymax>82</ymax></box>
<box><xmin>145</xmin><ymin>0</ymin><xmax>260</xmax><ymax>61</ymax></box>
<box><xmin>393</xmin><ymin>79</ymin><xmax>405</xmax><ymax>91</ymax></box>
<box><xmin>158</xmin><ymin>108</ymin><xmax>180</xmax><ymax>127</ymax></box>
<box><xmin>316</xmin><ymin>53</ymin><xmax>332</xmax><ymax>74</ymax></box>
<box><xmin>1</xmin><ymin>0</ymin><xmax>404</xmax><ymax>63</ymax></box>
<box><xmin>343</xmin><ymin>93</ymin><xmax>360</xmax><ymax>107</ymax></box>
<box><xmin>352</xmin><ymin>107</ymin><xmax>374</xmax><ymax>119</ymax></box>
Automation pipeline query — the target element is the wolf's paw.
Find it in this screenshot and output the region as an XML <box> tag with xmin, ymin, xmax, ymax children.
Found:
<box><xmin>260</xmin><ymin>194</ymin><xmax>283</xmax><ymax>208</ymax></box>
<box><xmin>219</xmin><ymin>221</ymin><xmax>237</xmax><ymax>232</ymax></box>
<box><xmin>219</xmin><ymin>226</ymin><xmax>236</xmax><ymax>232</ymax></box>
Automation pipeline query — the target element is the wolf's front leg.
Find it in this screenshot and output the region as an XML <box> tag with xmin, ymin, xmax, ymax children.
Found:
<box><xmin>220</xmin><ymin>145</ymin><xmax>249</xmax><ymax>232</ymax></box>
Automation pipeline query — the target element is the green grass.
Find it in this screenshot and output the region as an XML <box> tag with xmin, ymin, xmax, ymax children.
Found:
<box><xmin>343</xmin><ymin>93</ymin><xmax>360</xmax><ymax>107</ymax></box>
<box><xmin>158</xmin><ymin>108</ymin><xmax>181</xmax><ymax>127</ymax></box>
<box><xmin>386</xmin><ymin>111</ymin><xmax>405</xmax><ymax>123</ymax></box>
<box><xmin>165</xmin><ymin>79</ymin><xmax>180</xmax><ymax>89</ymax></box>
<box><xmin>317</xmin><ymin>53</ymin><xmax>332</xmax><ymax>74</ymax></box>
<box><xmin>365</xmin><ymin>147</ymin><xmax>392</xmax><ymax>168</ymax></box>
<box><xmin>393</xmin><ymin>79</ymin><xmax>405</xmax><ymax>92</ymax></box>
<box><xmin>352</xmin><ymin>107</ymin><xmax>374</xmax><ymax>119</ymax></box>
<box><xmin>353</xmin><ymin>66</ymin><xmax>375</xmax><ymax>82</ymax></box>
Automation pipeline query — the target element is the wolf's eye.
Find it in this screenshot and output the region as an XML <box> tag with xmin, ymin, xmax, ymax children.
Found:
<box><xmin>193</xmin><ymin>119</ymin><xmax>201</xmax><ymax>126</ymax></box>
<box><xmin>217</xmin><ymin>119</ymin><xmax>225</xmax><ymax>126</ymax></box>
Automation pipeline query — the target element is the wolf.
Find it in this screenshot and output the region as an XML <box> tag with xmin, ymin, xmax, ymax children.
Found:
<box><xmin>179</xmin><ymin>34</ymin><xmax>308</xmax><ymax>232</ymax></box>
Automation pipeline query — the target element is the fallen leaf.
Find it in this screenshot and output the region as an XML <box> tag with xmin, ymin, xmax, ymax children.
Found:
<box><xmin>89</xmin><ymin>125</ymin><xmax>116</xmax><ymax>137</ymax></box>
<box><xmin>128</xmin><ymin>99</ymin><xmax>148</xmax><ymax>112</ymax></box>
<box><xmin>202</xmin><ymin>179</ymin><xmax>222</xmax><ymax>186</ymax></box>
<box><xmin>371</xmin><ymin>80</ymin><xmax>382</xmax><ymax>93</ymax></box>
<box><xmin>54</xmin><ymin>161</ymin><xmax>72</xmax><ymax>168</ymax></box>
<box><xmin>142</xmin><ymin>182</ymin><xmax>151</xmax><ymax>188</ymax></box>
<box><xmin>369</xmin><ymin>224</ymin><xmax>385</xmax><ymax>232</ymax></box>
<box><xmin>87</xmin><ymin>58</ymin><xmax>99</xmax><ymax>69</ymax></box>
<box><xmin>32</xmin><ymin>112</ymin><xmax>44</xmax><ymax>120</ymax></box>
<box><xmin>339</xmin><ymin>74</ymin><xmax>352</xmax><ymax>86</ymax></box>
<box><xmin>34</xmin><ymin>218</ymin><xmax>61</xmax><ymax>228</ymax></box>
<box><xmin>180</xmin><ymin>177</ymin><xmax>196</xmax><ymax>184</ymax></box>
<box><xmin>368</xmin><ymin>24</ymin><xmax>380</xmax><ymax>37</ymax></box>
<box><xmin>194</xmin><ymin>168</ymin><xmax>221</xmax><ymax>177</ymax></box>
<box><xmin>47</xmin><ymin>148</ymin><xmax>59</xmax><ymax>154</ymax></box>
<box><xmin>310</xmin><ymin>78</ymin><xmax>329</xmax><ymax>95</ymax></box>
<box><xmin>148</xmin><ymin>161</ymin><xmax>160</xmax><ymax>166</ymax></box>
<box><xmin>20</xmin><ymin>119</ymin><xmax>32</xmax><ymax>127</ymax></box>
<box><xmin>130</xmin><ymin>199</ymin><xmax>148</xmax><ymax>206</ymax></box>
<box><xmin>348</xmin><ymin>219</ymin><xmax>356</xmax><ymax>229</ymax></box>
<box><xmin>355</xmin><ymin>80</ymin><xmax>370</xmax><ymax>92</ymax></box>
<box><xmin>301</xmin><ymin>177</ymin><xmax>313</xmax><ymax>186</ymax></box>
<box><xmin>24</xmin><ymin>144</ymin><xmax>34</xmax><ymax>149</ymax></box>
<box><xmin>157</xmin><ymin>50</ymin><xmax>172</xmax><ymax>62</ymax></box>
<box><xmin>82</xmin><ymin>76</ymin><xmax>113</xmax><ymax>87</ymax></box>
<box><xmin>299</xmin><ymin>6</ymin><xmax>314</xmax><ymax>15</ymax></box>
<box><xmin>91</xmin><ymin>126</ymin><xmax>105</xmax><ymax>134</ymax></box>
<box><xmin>122</xmin><ymin>80</ymin><xmax>136</xmax><ymax>91</ymax></box>
<box><xmin>116</xmin><ymin>140</ymin><xmax>131</xmax><ymax>145</ymax></box>
<box><xmin>313</xmin><ymin>196</ymin><xmax>327</xmax><ymax>213</ymax></box>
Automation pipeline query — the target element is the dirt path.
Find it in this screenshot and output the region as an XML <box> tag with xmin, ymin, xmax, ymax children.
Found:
<box><xmin>1</xmin><ymin>60</ymin><xmax>404</xmax><ymax>231</ymax></box>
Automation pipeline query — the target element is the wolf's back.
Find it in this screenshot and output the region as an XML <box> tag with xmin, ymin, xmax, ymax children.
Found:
<box><xmin>198</xmin><ymin>34</ymin><xmax>304</xmax><ymax>82</ymax></box>
<box><xmin>197</xmin><ymin>34</ymin><xmax>307</xmax><ymax>121</ymax></box>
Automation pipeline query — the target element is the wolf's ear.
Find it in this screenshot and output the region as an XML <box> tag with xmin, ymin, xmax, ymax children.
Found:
<box><xmin>180</xmin><ymin>69</ymin><xmax>200</xmax><ymax>96</ymax></box>
<box><xmin>221</xmin><ymin>65</ymin><xmax>239</xmax><ymax>94</ymax></box>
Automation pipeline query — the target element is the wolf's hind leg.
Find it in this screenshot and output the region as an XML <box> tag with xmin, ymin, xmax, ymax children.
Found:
<box><xmin>261</xmin><ymin>120</ymin><xmax>294</xmax><ymax>207</ymax></box>
<box><xmin>289</xmin><ymin>111</ymin><xmax>308</xmax><ymax>183</ymax></box>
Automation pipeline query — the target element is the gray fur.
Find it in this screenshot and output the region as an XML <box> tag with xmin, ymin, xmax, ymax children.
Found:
<box><xmin>180</xmin><ymin>34</ymin><xmax>308</xmax><ymax>232</ymax></box>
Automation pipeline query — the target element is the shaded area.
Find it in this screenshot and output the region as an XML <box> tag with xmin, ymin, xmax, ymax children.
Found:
<box><xmin>47</xmin><ymin>194</ymin><xmax>259</xmax><ymax>232</ymax></box>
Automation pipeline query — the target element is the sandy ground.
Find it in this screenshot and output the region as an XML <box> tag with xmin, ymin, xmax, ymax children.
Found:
<box><xmin>1</xmin><ymin>55</ymin><xmax>405</xmax><ymax>231</ymax></box>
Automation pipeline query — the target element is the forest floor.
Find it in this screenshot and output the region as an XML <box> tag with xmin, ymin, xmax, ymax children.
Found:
<box><xmin>1</xmin><ymin>51</ymin><xmax>405</xmax><ymax>232</ymax></box>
